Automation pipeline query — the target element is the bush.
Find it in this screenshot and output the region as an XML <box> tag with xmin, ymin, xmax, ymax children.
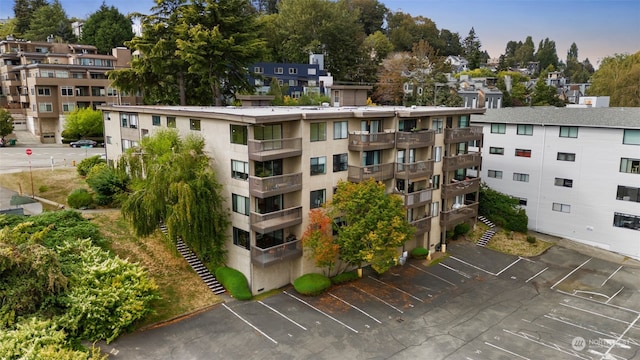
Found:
<box><xmin>86</xmin><ymin>163</ymin><xmax>129</xmax><ymax>206</ymax></box>
<box><xmin>293</xmin><ymin>273</ymin><xmax>331</xmax><ymax>296</ymax></box>
<box><xmin>77</xmin><ymin>155</ymin><xmax>105</xmax><ymax>177</ymax></box>
<box><xmin>38</xmin><ymin>185</ymin><xmax>49</xmax><ymax>193</ymax></box>
<box><xmin>215</xmin><ymin>267</ymin><xmax>252</xmax><ymax>300</ymax></box>
<box><xmin>330</xmin><ymin>271</ymin><xmax>358</xmax><ymax>285</ymax></box>
<box><xmin>410</xmin><ymin>247</ymin><xmax>429</xmax><ymax>259</ymax></box>
<box><xmin>67</xmin><ymin>188</ymin><xmax>94</xmax><ymax>209</ymax></box>
<box><xmin>526</xmin><ymin>235</ymin><xmax>537</xmax><ymax>244</ymax></box>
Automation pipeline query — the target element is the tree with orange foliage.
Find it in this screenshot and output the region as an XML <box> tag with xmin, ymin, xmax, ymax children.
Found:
<box><xmin>301</xmin><ymin>208</ymin><xmax>340</xmax><ymax>276</ymax></box>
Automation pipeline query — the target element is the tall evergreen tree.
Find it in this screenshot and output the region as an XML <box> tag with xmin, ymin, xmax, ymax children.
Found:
<box><xmin>81</xmin><ymin>4</ymin><xmax>135</xmax><ymax>54</ymax></box>
<box><xmin>23</xmin><ymin>0</ymin><xmax>75</xmax><ymax>42</ymax></box>
<box><xmin>535</xmin><ymin>38</ymin><xmax>559</xmax><ymax>71</ymax></box>
<box><xmin>463</xmin><ymin>27</ymin><xmax>483</xmax><ymax>69</ymax></box>
<box><xmin>13</xmin><ymin>0</ymin><xmax>47</xmax><ymax>35</ymax></box>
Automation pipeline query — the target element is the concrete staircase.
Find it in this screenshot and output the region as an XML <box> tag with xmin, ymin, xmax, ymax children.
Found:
<box><xmin>159</xmin><ymin>224</ymin><xmax>226</xmax><ymax>295</ymax></box>
<box><xmin>477</xmin><ymin>216</ymin><xmax>496</xmax><ymax>247</ymax></box>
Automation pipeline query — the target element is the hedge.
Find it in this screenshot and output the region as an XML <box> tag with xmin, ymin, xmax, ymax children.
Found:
<box><xmin>215</xmin><ymin>267</ymin><xmax>252</xmax><ymax>300</ymax></box>
<box><xmin>293</xmin><ymin>273</ymin><xmax>331</xmax><ymax>296</ymax></box>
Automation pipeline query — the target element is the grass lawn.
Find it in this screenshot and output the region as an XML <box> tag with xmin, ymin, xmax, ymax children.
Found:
<box><xmin>1</xmin><ymin>168</ymin><xmax>223</xmax><ymax>328</ymax></box>
<box><xmin>469</xmin><ymin>222</ymin><xmax>553</xmax><ymax>257</ymax></box>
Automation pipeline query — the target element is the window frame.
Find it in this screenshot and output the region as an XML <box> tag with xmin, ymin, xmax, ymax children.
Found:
<box><xmin>489</xmin><ymin>147</ymin><xmax>504</xmax><ymax>155</ymax></box>
<box><xmin>557</xmin><ymin>152</ymin><xmax>576</xmax><ymax>162</ymax></box>
<box><xmin>515</xmin><ymin>149</ymin><xmax>532</xmax><ymax>157</ymax></box>
<box><xmin>517</xmin><ymin>124</ymin><xmax>533</xmax><ymax>135</ymax></box>
<box><xmin>487</xmin><ymin>170</ymin><xmax>503</xmax><ymax>179</ymax></box>
<box><xmin>152</xmin><ymin>115</ymin><xmax>161</xmax><ymax>126</ymax></box>
<box><xmin>310</xmin><ymin>122</ymin><xmax>326</xmax><ymax>142</ymax></box>
<box><xmin>233</xmin><ymin>227</ymin><xmax>250</xmax><ymax>250</ymax></box>
<box><xmin>554</xmin><ymin>177</ymin><xmax>573</xmax><ymax>188</ymax></box>
<box><xmin>232</xmin><ymin>194</ymin><xmax>250</xmax><ymax>216</ymax></box>
<box><xmin>230</xmin><ymin>124</ymin><xmax>248</xmax><ymax>145</ymax></box>
<box><xmin>310</xmin><ymin>189</ymin><xmax>326</xmax><ymax>209</ymax></box>
<box><xmin>167</xmin><ymin>116</ymin><xmax>176</xmax><ymax>128</ymax></box>
<box><xmin>552</xmin><ymin>202</ymin><xmax>571</xmax><ymax>213</ymax></box>
<box><xmin>310</xmin><ymin>156</ymin><xmax>326</xmax><ymax>175</ymax></box>
<box><xmin>623</xmin><ymin>129</ymin><xmax>640</xmax><ymax>145</ymax></box>
<box><xmin>333</xmin><ymin>121</ymin><xmax>348</xmax><ymax>139</ymax></box>
<box><xmin>333</xmin><ymin>153</ymin><xmax>348</xmax><ymax>172</ymax></box>
<box><xmin>559</xmin><ymin>126</ymin><xmax>578</xmax><ymax>138</ymax></box>
<box><xmin>490</xmin><ymin>123</ymin><xmax>506</xmax><ymax>134</ymax></box>
<box><xmin>513</xmin><ymin>172</ymin><xmax>530</xmax><ymax>182</ymax></box>
<box><xmin>190</xmin><ymin>119</ymin><xmax>201</xmax><ymax>131</ymax></box>
<box><xmin>231</xmin><ymin>160</ymin><xmax>249</xmax><ymax>180</ymax></box>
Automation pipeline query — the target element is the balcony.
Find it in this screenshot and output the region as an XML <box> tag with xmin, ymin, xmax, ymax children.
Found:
<box><xmin>396</xmin><ymin>130</ymin><xmax>435</xmax><ymax>149</ymax></box>
<box><xmin>347</xmin><ymin>163</ymin><xmax>394</xmax><ymax>182</ymax></box>
<box><xmin>442</xmin><ymin>177</ymin><xmax>480</xmax><ymax>199</ymax></box>
<box><xmin>395</xmin><ymin>160</ymin><xmax>434</xmax><ymax>180</ymax></box>
<box><xmin>249</xmin><ymin>173</ymin><xmax>302</xmax><ymax>198</ymax></box>
<box><xmin>440</xmin><ymin>202</ymin><xmax>479</xmax><ymax>230</ymax></box>
<box><xmin>251</xmin><ymin>239</ymin><xmax>303</xmax><ymax>267</ymax></box>
<box><xmin>403</xmin><ymin>188</ymin><xmax>433</xmax><ymax>208</ymax></box>
<box><xmin>348</xmin><ymin>132</ymin><xmax>395</xmax><ymax>151</ymax></box>
<box><xmin>442</xmin><ymin>153</ymin><xmax>482</xmax><ymax>171</ymax></box>
<box><xmin>248</xmin><ymin>138</ymin><xmax>302</xmax><ymax>161</ymax></box>
<box><xmin>250</xmin><ymin>206</ymin><xmax>303</xmax><ymax>233</ymax></box>
<box><xmin>411</xmin><ymin>216</ymin><xmax>432</xmax><ymax>235</ymax></box>
<box><xmin>444</xmin><ymin>126</ymin><xmax>483</xmax><ymax>144</ymax></box>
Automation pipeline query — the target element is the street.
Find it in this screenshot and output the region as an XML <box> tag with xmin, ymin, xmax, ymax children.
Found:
<box><xmin>0</xmin><ymin>144</ymin><xmax>105</xmax><ymax>174</ymax></box>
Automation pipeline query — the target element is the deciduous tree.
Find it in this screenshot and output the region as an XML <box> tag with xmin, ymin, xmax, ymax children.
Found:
<box><xmin>587</xmin><ymin>51</ymin><xmax>640</xmax><ymax>107</ymax></box>
<box><xmin>0</xmin><ymin>109</ymin><xmax>14</xmax><ymax>140</ymax></box>
<box><xmin>301</xmin><ymin>208</ymin><xmax>339</xmax><ymax>275</ymax></box>
<box><xmin>62</xmin><ymin>108</ymin><xmax>103</xmax><ymax>140</ymax></box>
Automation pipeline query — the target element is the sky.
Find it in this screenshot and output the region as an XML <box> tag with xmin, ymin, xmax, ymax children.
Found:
<box><xmin>1</xmin><ymin>0</ymin><xmax>639</xmax><ymax>67</ymax></box>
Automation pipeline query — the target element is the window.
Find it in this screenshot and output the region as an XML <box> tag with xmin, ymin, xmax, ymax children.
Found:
<box><xmin>255</xmin><ymin>159</ymin><xmax>282</xmax><ymax>177</ymax></box>
<box><xmin>231</xmin><ymin>160</ymin><xmax>249</xmax><ymax>180</ymax></box>
<box><xmin>560</xmin><ymin>126</ymin><xmax>578</xmax><ymax>138</ymax></box>
<box><xmin>233</xmin><ymin>227</ymin><xmax>250</xmax><ymax>250</ymax></box>
<box><xmin>37</xmin><ymin>87</ymin><xmax>51</xmax><ymax>96</ymax></box>
<box><xmin>254</xmin><ymin>66</ymin><xmax>263</xmax><ymax>74</ymax></box>
<box><xmin>333</xmin><ymin>153</ymin><xmax>347</xmax><ymax>172</ymax></box>
<box><xmin>232</xmin><ymin>194</ymin><xmax>249</xmax><ymax>215</ymax></box>
<box><xmin>431</xmin><ymin>175</ymin><xmax>440</xmax><ymax>190</ymax></box>
<box><xmin>459</xmin><ymin>115</ymin><xmax>469</xmax><ymax>128</ymax></box>
<box><xmin>518</xmin><ymin>198</ymin><xmax>528</xmax><ymax>206</ymax></box>
<box><xmin>430</xmin><ymin>202</ymin><xmax>439</xmax><ymax>217</ymax></box>
<box><xmin>230</xmin><ymin>124</ymin><xmax>247</xmax><ymax>144</ymax></box>
<box><xmin>38</xmin><ymin>103</ymin><xmax>53</xmax><ymax>112</ymax></box>
<box><xmin>489</xmin><ymin>147</ymin><xmax>504</xmax><ymax>155</ymax></box>
<box><xmin>552</xmin><ymin>203</ymin><xmax>571</xmax><ymax>213</ymax></box>
<box><xmin>617</xmin><ymin>185</ymin><xmax>640</xmax><ymax>202</ymax></box>
<box><xmin>623</xmin><ymin>130</ymin><xmax>640</xmax><ymax>145</ymax></box>
<box><xmin>515</xmin><ymin>149</ymin><xmax>532</xmax><ymax>157</ymax></box>
<box><xmin>613</xmin><ymin>212</ymin><xmax>640</xmax><ymax>231</ymax></box>
<box><xmin>106</xmin><ymin>136</ymin><xmax>112</xmax><ymax>144</ymax></box>
<box><xmin>107</xmin><ymin>87</ymin><xmax>117</xmax><ymax>96</ymax></box>
<box><xmin>620</xmin><ymin>158</ymin><xmax>640</xmax><ymax>174</ymax></box>
<box><xmin>129</xmin><ymin>114</ymin><xmax>138</xmax><ymax>129</ymax></box>
<box><xmin>517</xmin><ymin>124</ymin><xmax>533</xmax><ymax>135</ymax></box>
<box><xmin>333</xmin><ymin>121</ymin><xmax>348</xmax><ymax>139</ymax></box>
<box><xmin>289</xmin><ymin>79</ymin><xmax>297</xmax><ymax>86</ymax></box>
<box><xmin>554</xmin><ymin>177</ymin><xmax>573</xmax><ymax>188</ymax></box>
<box><xmin>491</xmin><ymin>123</ymin><xmax>506</xmax><ymax>134</ymax></box>
<box><xmin>190</xmin><ymin>119</ymin><xmax>201</xmax><ymax>131</ymax></box>
<box><xmin>434</xmin><ymin>146</ymin><xmax>442</xmax><ymax>162</ymax></box>
<box><xmin>310</xmin><ymin>189</ymin><xmax>326</xmax><ymax>209</ymax></box>
<box><xmin>557</xmin><ymin>152</ymin><xmax>576</xmax><ymax>162</ymax></box>
<box><xmin>333</xmin><ymin>216</ymin><xmax>346</xmax><ymax>235</ymax></box>
<box><xmin>62</xmin><ymin>103</ymin><xmax>75</xmax><ymax>112</ymax></box>
<box><xmin>61</xmin><ymin>86</ymin><xmax>73</xmax><ymax>96</ymax></box>
<box><xmin>274</xmin><ymin>67</ymin><xmax>283</xmax><ymax>74</ymax></box>
<box><xmin>308</xmin><ymin>68</ymin><xmax>316</xmax><ymax>75</ymax></box>
<box><xmin>288</xmin><ymin>67</ymin><xmax>298</xmax><ymax>74</ymax></box>
<box><xmin>254</xmin><ymin>124</ymin><xmax>282</xmax><ymax>140</ymax></box>
<box><xmin>310</xmin><ymin>156</ymin><xmax>326</xmax><ymax>175</ymax></box>
<box><xmin>488</xmin><ymin>170</ymin><xmax>503</xmax><ymax>179</ymax></box>
<box><xmin>167</xmin><ymin>116</ymin><xmax>176</xmax><ymax>128</ymax></box>
<box><xmin>310</xmin><ymin>122</ymin><xmax>326</xmax><ymax>142</ymax></box>
<box><xmin>432</xmin><ymin>118</ymin><xmax>443</xmax><ymax>133</ymax></box>
<box><xmin>513</xmin><ymin>173</ymin><xmax>529</xmax><ymax>182</ymax></box>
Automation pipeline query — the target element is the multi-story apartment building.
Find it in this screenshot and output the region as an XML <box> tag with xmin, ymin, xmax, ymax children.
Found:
<box><xmin>0</xmin><ymin>37</ymin><xmax>140</xmax><ymax>143</ymax></box>
<box><xmin>473</xmin><ymin>106</ymin><xmax>640</xmax><ymax>260</ymax></box>
<box><xmin>99</xmin><ymin>101</ymin><xmax>485</xmax><ymax>294</ymax></box>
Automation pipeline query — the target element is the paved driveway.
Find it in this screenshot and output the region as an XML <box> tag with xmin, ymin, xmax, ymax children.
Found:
<box><xmin>102</xmin><ymin>241</ymin><xmax>640</xmax><ymax>360</ymax></box>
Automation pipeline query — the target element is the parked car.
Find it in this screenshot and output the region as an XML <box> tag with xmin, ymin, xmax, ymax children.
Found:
<box><xmin>69</xmin><ymin>139</ymin><xmax>97</xmax><ymax>148</ymax></box>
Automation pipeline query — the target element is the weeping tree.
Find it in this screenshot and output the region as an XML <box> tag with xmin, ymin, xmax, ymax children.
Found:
<box><xmin>119</xmin><ymin>129</ymin><xmax>229</xmax><ymax>267</ymax></box>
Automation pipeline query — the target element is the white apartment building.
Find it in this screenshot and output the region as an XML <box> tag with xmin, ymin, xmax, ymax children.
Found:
<box><xmin>99</xmin><ymin>102</ymin><xmax>485</xmax><ymax>294</ymax></box>
<box><xmin>473</xmin><ymin>107</ymin><xmax>640</xmax><ymax>260</ymax></box>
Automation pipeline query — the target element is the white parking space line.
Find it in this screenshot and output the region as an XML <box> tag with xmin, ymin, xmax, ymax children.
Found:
<box><xmin>557</xmin><ymin>290</ymin><xmax>640</xmax><ymax>315</ymax></box>
<box><xmin>601</xmin><ymin>265</ymin><xmax>623</xmax><ymax>287</ymax></box>
<box><xmin>449</xmin><ymin>256</ymin><xmax>495</xmax><ymax>275</ymax></box>
<box><xmin>328</xmin><ymin>293</ymin><xmax>382</xmax><ymax>324</ymax></box>
<box><xmin>367</xmin><ymin>276</ymin><xmax>424</xmax><ymax>303</ymax></box>
<box><xmin>525</xmin><ymin>267</ymin><xmax>549</xmax><ymax>283</ymax></box>
<box><xmin>559</xmin><ymin>302</ymin><xmax>638</xmax><ymax>326</ymax></box>
<box><xmin>409</xmin><ymin>264</ymin><xmax>457</xmax><ymax>287</ymax></box>
<box><xmin>543</xmin><ymin>313</ymin><xmax>637</xmax><ymax>343</ymax></box>
<box><xmin>483</xmin><ymin>342</ymin><xmax>531</xmax><ymax>360</ymax></box>
<box><xmin>283</xmin><ymin>291</ymin><xmax>359</xmax><ymax>333</ymax></box>
<box><xmin>258</xmin><ymin>300</ymin><xmax>307</xmax><ymax>331</ymax></box>
<box><xmin>503</xmin><ymin>329</ymin><xmax>590</xmax><ymax>360</ymax></box>
<box><xmin>439</xmin><ymin>263</ymin><xmax>472</xmax><ymax>279</ymax></box>
<box><xmin>222</xmin><ymin>303</ymin><xmax>278</xmax><ymax>345</ymax></box>
<box><xmin>349</xmin><ymin>285</ymin><xmax>404</xmax><ymax>314</ymax></box>
<box><xmin>495</xmin><ymin>258</ymin><xmax>522</xmax><ymax>276</ymax></box>
<box><xmin>550</xmin><ymin>258</ymin><xmax>592</xmax><ymax>290</ymax></box>
<box><xmin>606</xmin><ymin>287</ymin><xmax>625</xmax><ymax>304</ymax></box>
<box><xmin>603</xmin><ymin>313</ymin><xmax>640</xmax><ymax>358</ymax></box>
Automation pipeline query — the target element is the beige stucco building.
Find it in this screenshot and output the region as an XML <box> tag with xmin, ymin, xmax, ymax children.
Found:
<box><xmin>99</xmin><ymin>102</ymin><xmax>485</xmax><ymax>294</ymax></box>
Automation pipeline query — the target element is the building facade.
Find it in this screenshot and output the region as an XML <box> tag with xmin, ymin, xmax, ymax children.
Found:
<box><xmin>473</xmin><ymin>106</ymin><xmax>640</xmax><ymax>260</ymax></box>
<box><xmin>0</xmin><ymin>37</ymin><xmax>140</xmax><ymax>143</ymax></box>
<box><xmin>99</xmin><ymin>104</ymin><xmax>485</xmax><ymax>294</ymax></box>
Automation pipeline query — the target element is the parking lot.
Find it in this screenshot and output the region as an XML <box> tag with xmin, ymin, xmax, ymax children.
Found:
<box><xmin>104</xmin><ymin>241</ymin><xmax>640</xmax><ymax>360</ymax></box>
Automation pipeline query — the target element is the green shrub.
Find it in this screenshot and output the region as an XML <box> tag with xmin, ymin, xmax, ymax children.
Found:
<box><xmin>410</xmin><ymin>247</ymin><xmax>429</xmax><ymax>259</ymax></box>
<box><xmin>38</xmin><ymin>185</ymin><xmax>49</xmax><ymax>193</ymax></box>
<box><xmin>77</xmin><ymin>155</ymin><xmax>105</xmax><ymax>177</ymax></box>
<box><xmin>330</xmin><ymin>271</ymin><xmax>358</xmax><ymax>285</ymax></box>
<box><xmin>526</xmin><ymin>235</ymin><xmax>537</xmax><ymax>244</ymax></box>
<box><xmin>293</xmin><ymin>273</ymin><xmax>331</xmax><ymax>296</ymax></box>
<box><xmin>67</xmin><ymin>188</ymin><xmax>94</xmax><ymax>209</ymax></box>
<box><xmin>454</xmin><ymin>223</ymin><xmax>471</xmax><ymax>236</ymax></box>
<box><xmin>86</xmin><ymin>163</ymin><xmax>129</xmax><ymax>206</ymax></box>
<box><xmin>215</xmin><ymin>267</ymin><xmax>252</xmax><ymax>300</ymax></box>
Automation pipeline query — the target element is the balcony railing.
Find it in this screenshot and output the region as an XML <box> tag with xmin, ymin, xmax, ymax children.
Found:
<box><xmin>440</xmin><ymin>202</ymin><xmax>479</xmax><ymax>229</ymax></box>
<box><xmin>403</xmin><ymin>188</ymin><xmax>433</xmax><ymax>208</ymax></box>
<box><xmin>347</xmin><ymin>163</ymin><xmax>394</xmax><ymax>182</ymax></box>
<box><xmin>348</xmin><ymin>132</ymin><xmax>396</xmax><ymax>151</ymax></box>
<box><xmin>411</xmin><ymin>216</ymin><xmax>432</xmax><ymax>235</ymax></box>
<box><xmin>396</xmin><ymin>130</ymin><xmax>435</xmax><ymax>149</ymax></box>
<box><xmin>249</xmin><ymin>173</ymin><xmax>302</xmax><ymax>198</ymax></box>
<box><xmin>444</xmin><ymin>126</ymin><xmax>483</xmax><ymax>144</ymax></box>
<box><xmin>250</xmin><ymin>206</ymin><xmax>303</xmax><ymax>233</ymax></box>
<box><xmin>251</xmin><ymin>239</ymin><xmax>303</xmax><ymax>267</ymax></box>
<box><xmin>248</xmin><ymin>138</ymin><xmax>302</xmax><ymax>161</ymax></box>
<box><xmin>442</xmin><ymin>177</ymin><xmax>480</xmax><ymax>199</ymax></box>
<box><xmin>395</xmin><ymin>160</ymin><xmax>434</xmax><ymax>180</ymax></box>
<box><xmin>442</xmin><ymin>153</ymin><xmax>482</xmax><ymax>171</ymax></box>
